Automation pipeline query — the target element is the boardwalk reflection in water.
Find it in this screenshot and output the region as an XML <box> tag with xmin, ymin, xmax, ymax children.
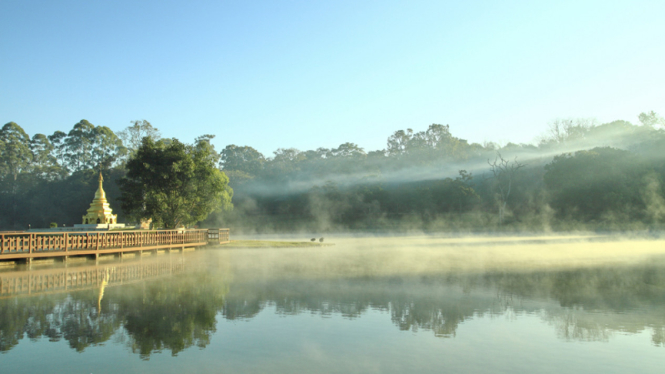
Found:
<box><xmin>0</xmin><ymin>257</ymin><xmax>186</xmax><ymax>298</ymax></box>
<box><xmin>0</xmin><ymin>254</ymin><xmax>229</xmax><ymax>358</ymax></box>
<box><xmin>1</xmin><ymin>238</ymin><xmax>665</xmax><ymax>370</ymax></box>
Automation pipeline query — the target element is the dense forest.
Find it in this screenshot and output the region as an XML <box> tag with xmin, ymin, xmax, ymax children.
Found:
<box><xmin>1</xmin><ymin>112</ymin><xmax>664</xmax><ymax>232</ymax></box>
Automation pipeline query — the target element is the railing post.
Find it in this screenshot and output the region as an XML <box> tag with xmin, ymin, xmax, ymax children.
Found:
<box><xmin>97</xmin><ymin>232</ymin><xmax>100</xmax><ymax>251</ymax></box>
<box><xmin>120</xmin><ymin>232</ymin><xmax>123</xmax><ymax>249</ymax></box>
<box><xmin>64</xmin><ymin>233</ymin><xmax>68</xmax><ymax>252</ymax></box>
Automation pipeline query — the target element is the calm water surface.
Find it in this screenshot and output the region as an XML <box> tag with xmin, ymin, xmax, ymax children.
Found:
<box><xmin>1</xmin><ymin>235</ymin><xmax>664</xmax><ymax>373</ymax></box>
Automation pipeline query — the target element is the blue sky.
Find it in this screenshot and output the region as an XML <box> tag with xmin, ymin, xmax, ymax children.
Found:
<box><xmin>2</xmin><ymin>0</ymin><xmax>664</xmax><ymax>156</ymax></box>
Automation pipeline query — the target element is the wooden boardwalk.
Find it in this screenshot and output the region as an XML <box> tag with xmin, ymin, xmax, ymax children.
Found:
<box><xmin>0</xmin><ymin>228</ymin><xmax>230</xmax><ymax>263</ymax></box>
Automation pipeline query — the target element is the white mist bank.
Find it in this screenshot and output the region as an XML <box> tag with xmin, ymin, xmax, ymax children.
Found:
<box><xmin>239</xmin><ymin>129</ymin><xmax>655</xmax><ymax>198</ymax></box>
<box><xmin>220</xmin><ymin>234</ymin><xmax>665</xmax><ymax>280</ymax></box>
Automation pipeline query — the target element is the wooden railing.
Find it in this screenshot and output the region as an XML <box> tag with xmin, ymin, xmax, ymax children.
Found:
<box><xmin>207</xmin><ymin>228</ymin><xmax>230</xmax><ymax>244</ymax></box>
<box><xmin>0</xmin><ymin>229</ymin><xmax>211</xmax><ymax>260</ymax></box>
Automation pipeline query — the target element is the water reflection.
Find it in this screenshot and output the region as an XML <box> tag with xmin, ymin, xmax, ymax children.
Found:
<box><xmin>1</xmin><ymin>249</ymin><xmax>665</xmax><ymax>358</ymax></box>
<box><xmin>0</xmin><ymin>255</ymin><xmax>229</xmax><ymax>359</ymax></box>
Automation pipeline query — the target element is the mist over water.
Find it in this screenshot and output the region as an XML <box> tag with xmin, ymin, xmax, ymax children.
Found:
<box><xmin>1</xmin><ymin>234</ymin><xmax>664</xmax><ymax>373</ymax></box>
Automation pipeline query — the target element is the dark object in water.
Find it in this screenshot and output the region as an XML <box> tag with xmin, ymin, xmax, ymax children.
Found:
<box><xmin>311</xmin><ymin>238</ymin><xmax>316</xmax><ymax>242</ymax></box>
<box><xmin>319</xmin><ymin>237</ymin><xmax>324</xmax><ymax>243</ymax></box>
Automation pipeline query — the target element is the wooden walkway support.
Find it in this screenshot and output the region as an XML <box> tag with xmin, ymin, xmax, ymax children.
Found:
<box><xmin>0</xmin><ymin>228</ymin><xmax>230</xmax><ymax>262</ymax></box>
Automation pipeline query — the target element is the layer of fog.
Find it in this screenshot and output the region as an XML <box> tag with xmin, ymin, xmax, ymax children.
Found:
<box><xmin>223</xmin><ymin>234</ymin><xmax>665</xmax><ymax>277</ymax></box>
<box><xmin>240</xmin><ymin>120</ymin><xmax>661</xmax><ymax>198</ymax></box>
<box><xmin>211</xmin><ymin>234</ymin><xmax>665</xmax><ymax>344</ymax></box>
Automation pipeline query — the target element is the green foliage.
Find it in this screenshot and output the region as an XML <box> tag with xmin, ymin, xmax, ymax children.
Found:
<box><xmin>544</xmin><ymin>147</ymin><xmax>652</xmax><ymax>220</ymax></box>
<box><xmin>119</xmin><ymin>137</ymin><xmax>232</xmax><ymax>228</ymax></box>
<box><xmin>638</xmin><ymin>111</ymin><xmax>665</xmax><ymax>129</ymax></box>
<box><xmin>63</xmin><ymin>120</ymin><xmax>96</xmax><ymax>172</ymax></box>
<box><xmin>30</xmin><ymin>133</ymin><xmax>62</xmax><ymax>180</ymax></box>
<box><xmin>58</xmin><ymin>120</ymin><xmax>127</xmax><ymax>173</ymax></box>
<box><xmin>0</xmin><ymin>122</ymin><xmax>32</xmax><ymax>181</ymax></box>
<box><xmin>47</xmin><ymin>130</ymin><xmax>67</xmax><ymax>171</ymax></box>
<box><xmin>220</xmin><ymin>144</ymin><xmax>265</xmax><ymax>175</ymax></box>
<box><xmin>386</xmin><ymin>124</ymin><xmax>470</xmax><ymax>162</ymax></box>
<box><xmin>15</xmin><ymin>169</ymin><xmax>126</xmax><ymax>229</ymax></box>
<box><xmin>2</xmin><ymin>111</ymin><xmax>665</xmax><ymax>231</ymax></box>
<box><xmin>487</xmin><ymin>152</ymin><xmax>526</xmax><ymax>224</ymax></box>
<box><xmin>91</xmin><ymin>125</ymin><xmax>126</xmax><ymax>169</ymax></box>
<box><xmin>49</xmin><ymin>222</ymin><xmax>57</xmax><ymax>228</ymax></box>
<box><xmin>0</xmin><ymin>122</ymin><xmax>33</xmax><ymax>227</ymax></box>
<box><xmin>117</xmin><ymin>119</ymin><xmax>160</xmax><ymax>156</ymax></box>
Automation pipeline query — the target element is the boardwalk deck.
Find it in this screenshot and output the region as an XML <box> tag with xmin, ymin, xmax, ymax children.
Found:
<box><xmin>0</xmin><ymin>228</ymin><xmax>230</xmax><ymax>262</ymax></box>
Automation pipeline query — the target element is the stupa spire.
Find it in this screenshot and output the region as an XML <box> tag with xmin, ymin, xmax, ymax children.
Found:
<box><xmin>95</xmin><ymin>170</ymin><xmax>106</xmax><ymax>200</ymax></box>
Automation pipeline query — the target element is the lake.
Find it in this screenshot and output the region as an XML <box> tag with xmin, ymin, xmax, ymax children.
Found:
<box><xmin>1</xmin><ymin>234</ymin><xmax>664</xmax><ymax>373</ymax></box>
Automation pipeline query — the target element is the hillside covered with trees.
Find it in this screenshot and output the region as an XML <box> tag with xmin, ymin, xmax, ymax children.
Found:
<box><xmin>1</xmin><ymin>113</ymin><xmax>664</xmax><ymax>232</ymax></box>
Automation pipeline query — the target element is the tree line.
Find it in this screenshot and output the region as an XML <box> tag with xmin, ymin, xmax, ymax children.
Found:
<box><xmin>1</xmin><ymin>112</ymin><xmax>664</xmax><ymax>231</ymax></box>
<box><xmin>0</xmin><ymin>119</ymin><xmax>229</xmax><ymax>229</ymax></box>
<box><xmin>212</xmin><ymin>112</ymin><xmax>665</xmax><ymax>232</ymax></box>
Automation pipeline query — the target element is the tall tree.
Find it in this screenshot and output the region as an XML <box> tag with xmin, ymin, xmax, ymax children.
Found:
<box><xmin>48</xmin><ymin>130</ymin><xmax>68</xmax><ymax>175</ymax></box>
<box><xmin>119</xmin><ymin>137</ymin><xmax>232</xmax><ymax>228</ymax></box>
<box><xmin>386</xmin><ymin>124</ymin><xmax>468</xmax><ymax>162</ymax></box>
<box><xmin>91</xmin><ymin>126</ymin><xmax>125</xmax><ymax>169</ymax></box>
<box><xmin>194</xmin><ymin>134</ymin><xmax>220</xmax><ymax>164</ymax></box>
<box><xmin>329</xmin><ymin>143</ymin><xmax>366</xmax><ymax>158</ymax></box>
<box><xmin>219</xmin><ymin>145</ymin><xmax>265</xmax><ymax>175</ymax></box>
<box><xmin>64</xmin><ymin>120</ymin><xmax>96</xmax><ymax>172</ymax></box>
<box><xmin>117</xmin><ymin>120</ymin><xmax>161</xmax><ymax>155</ymax></box>
<box><xmin>541</xmin><ymin>118</ymin><xmax>595</xmax><ymax>145</ymax></box>
<box><xmin>0</xmin><ymin>122</ymin><xmax>32</xmax><ymax>183</ymax></box>
<box><xmin>264</xmin><ymin>148</ymin><xmax>305</xmax><ymax>179</ymax></box>
<box><xmin>486</xmin><ymin>152</ymin><xmax>526</xmax><ymax>224</ymax></box>
<box><xmin>423</xmin><ymin>124</ymin><xmax>468</xmax><ymax>159</ymax></box>
<box><xmin>30</xmin><ymin>133</ymin><xmax>62</xmax><ymax>180</ymax></box>
<box><xmin>0</xmin><ymin>122</ymin><xmax>33</xmax><ymax>227</ymax></box>
<box><xmin>638</xmin><ymin>111</ymin><xmax>665</xmax><ymax>129</ymax></box>
<box><xmin>386</xmin><ymin>129</ymin><xmax>414</xmax><ymax>157</ymax></box>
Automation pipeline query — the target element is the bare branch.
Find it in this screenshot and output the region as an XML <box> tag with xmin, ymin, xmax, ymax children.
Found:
<box><xmin>486</xmin><ymin>151</ymin><xmax>526</xmax><ymax>224</ymax></box>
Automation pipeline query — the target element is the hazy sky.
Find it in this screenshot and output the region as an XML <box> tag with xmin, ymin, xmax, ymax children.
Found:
<box><xmin>2</xmin><ymin>0</ymin><xmax>664</xmax><ymax>156</ymax></box>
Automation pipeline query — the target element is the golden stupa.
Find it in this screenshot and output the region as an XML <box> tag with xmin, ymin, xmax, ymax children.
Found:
<box><xmin>82</xmin><ymin>172</ymin><xmax>118</xmax><ymax>225</ymax></box>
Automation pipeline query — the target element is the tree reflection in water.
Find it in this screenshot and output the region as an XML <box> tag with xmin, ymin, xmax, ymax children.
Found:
<box><xmin>118</xmin><ymin>271</ymin><xmax>228</xmax><ymax>359</ymax></box>
<box><xmin>220</xmin><ymin>257</ymin><xmax>665</xmax><ymax>344</ymax></box>
<box><xmin>2</xmin><ymin>254</ymin><xmax>665</xmax><ymax>357</ymax></box>
<box><xmin>0</xmin><ymin>257</ymin><xmax>229</xmax><ymax>359</ymax></box>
